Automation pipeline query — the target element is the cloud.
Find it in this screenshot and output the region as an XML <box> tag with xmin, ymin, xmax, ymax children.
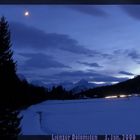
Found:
<box><xmin>113</xmin><ymin>49</ymin><xmax>140</xmax><ymax>60</ymax></box>
<box><xmin>10</xmin><ymin>22</ymin><xmax>113</xmax><ymax>59</ymax></box>
<box><xmin>10</xmin><ymin>22</ymin><xmax>100</xmax><ymax>56</ymax></box>
<box><xmin>126</xmin><ymin>49</ymin><xmax>140</xmax><ymax>60</ymax></box>
<box><xmin>19</xmin><ymin>53</ymin><xmax>71</xmax><ymax>70</ymax></box>
<box><xmin>119</xmin><ymin>71</ymin><xmax>134</xmax><ymax>76</ymax></box>
<box><xmin>77</xmin><ymin>61</ymin><xmax>103</xmax><ymax>68</ymax></box>
<box><xmin>48</xmin><ymin>70</ymin><xmax>128</xmax><ymax>83</ymax></box>
<box><xmin>67</xmin><ymin>5</ymin><xmax>108</xmax><ymax>17</ymax></box>
<box><xmin>121</xmin><ymin>5</ymin><xmax>140</xmax><ymax>20</ymax></box>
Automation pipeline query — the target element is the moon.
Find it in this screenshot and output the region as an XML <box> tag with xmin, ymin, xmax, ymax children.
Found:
<box><xmin>24</xmin><ymin>11</ymin><xmax>30</xmax><ymax>17</ymax></box>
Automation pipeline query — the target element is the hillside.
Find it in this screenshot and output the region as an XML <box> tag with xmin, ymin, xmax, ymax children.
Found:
<box><xmin>80</xmin><ymin>75</ymin><xmax>140</xmax><ymax>98</ymax></box>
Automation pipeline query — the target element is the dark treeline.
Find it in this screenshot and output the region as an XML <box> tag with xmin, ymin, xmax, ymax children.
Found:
<box><xmin>46</xmin><ymin>85</ymin><xmax>78</xmax><ymax>100</ymax></box>
<box><xmin>79</xmin><ymin>75</ymin><xmax>140</xmax><ymax>98</ymax></box>
<box><xmin>2</xmin><ymin>74</ymin><xmax>78</xmax><ymax>110</ymax></box>
<box><xmin>14</xmin><ymin>79</ymin><xmax>78</xmax><ymax>109</ymax></box>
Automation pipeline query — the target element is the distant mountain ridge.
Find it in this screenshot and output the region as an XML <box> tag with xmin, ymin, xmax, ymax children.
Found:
<box><xmin>70</xmin><ymin>79</ymin><xmax>105</xmax><ymax>94</ymax></box>
<box><xmin>31</xmin><ymin>79</ymin><xmax>110</xmax><ymax>93</ymax></box>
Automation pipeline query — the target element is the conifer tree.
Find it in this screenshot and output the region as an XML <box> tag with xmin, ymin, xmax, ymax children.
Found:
<box><xmin>0</xmin><ymin>16</ymin><xmax>22</xmax><ymax>138</ymax></box>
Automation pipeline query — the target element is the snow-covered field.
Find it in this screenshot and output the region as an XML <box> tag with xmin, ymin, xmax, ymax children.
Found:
<box><xmin>21</xmin><ymin>97</ymin><xmax>140</xmax><ymax>135</ymax></box>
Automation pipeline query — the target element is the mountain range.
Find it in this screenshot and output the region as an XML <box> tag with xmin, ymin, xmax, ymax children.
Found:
<box><xmin>30</xmin><ymin>79</ymin><xmax>111</xmax><ymax>93</ymax></box>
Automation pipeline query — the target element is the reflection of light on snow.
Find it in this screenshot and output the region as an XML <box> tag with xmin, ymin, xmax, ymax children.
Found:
<box><xmin>105</xmin><ymin>96</ymin><xmax>118</xmax><ymax>99</ymax></box>
<box><xmin>119</xmin><ymin>95</ymin><xmax>127</xmax><ymax>98</ymax></box>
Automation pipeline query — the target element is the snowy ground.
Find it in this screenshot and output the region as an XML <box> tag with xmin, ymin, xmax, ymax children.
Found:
<box><xmin>21</xmin><ymin>97</ymin><xmax>140</xmax><ymax>135</ymax></box>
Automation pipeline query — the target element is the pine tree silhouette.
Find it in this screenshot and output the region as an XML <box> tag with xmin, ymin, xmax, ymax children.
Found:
<box><xmin>0</xmin><ymin>16</ymin><xmax>22</xmax><ymax>138</ymax></box>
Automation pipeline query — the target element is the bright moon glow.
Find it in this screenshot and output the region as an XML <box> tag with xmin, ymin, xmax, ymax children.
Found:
<box><xmin>24</xmin><ymin>11</ymin><xmax>30</xmax><ymax>16</ymax></box>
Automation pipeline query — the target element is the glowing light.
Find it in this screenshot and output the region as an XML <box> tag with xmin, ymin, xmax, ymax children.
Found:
<box><xmin>119</xmin><ymin>95</ymin><xmax>127</xmax><ymax>98</ymax></box>
<box><xmin>24</xmin><ymin>11</ymin><xmax>30</xmax><ymax>16</ymax></box>
<box><xmin>105</xmin><ymin>96</ymin><xmax>118</xmax><ymax>99</ymax></box>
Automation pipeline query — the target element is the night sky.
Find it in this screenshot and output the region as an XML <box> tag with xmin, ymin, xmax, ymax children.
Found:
<box><xmin>1</xmin><ymin>5</ymin><xmax>140</xmax><ymax>84</ymax></box>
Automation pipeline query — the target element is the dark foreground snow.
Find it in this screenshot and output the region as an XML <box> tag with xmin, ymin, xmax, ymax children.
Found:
<box><xmin>21</xmin><ymin>97</ymin><xmax>140</xmax><ymax>135</ymax></box>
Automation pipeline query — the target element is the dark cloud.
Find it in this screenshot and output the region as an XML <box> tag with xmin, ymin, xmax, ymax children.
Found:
<box><xmin>77</xmin><ymin>61</ymin><xmax>103</xmax><ymax>68</ymax></box>
<box><xmin>119</xmin><ymin>71</ymin><xmax>134</xmax><ymax>76</ymax></box>
<box><xmin>10</xmin><ymin>22</ymin><xmax>100</xmax><ymax>56</ymax></box>
<box><xmin>67</xmin><ymin>5</ymin><xmax>108</xmax><ymax>17</ymax></box>
<box><xmin>125</xmin><ymin>49</ymin><xmax>140</xmax><ymax>60</ymax></box>
<box><xmin>113</xmin><ymin>49</ymin><xmax>122</xmax><ymax>55</ymax></box>
<box><xmin>121</xmin><ymin>5</ymin><xmax>140</xmax><ymax>20</ymax></box>
<box><xmin>19</xmin><ymin>53</ymin><xmax>71</xmax><ymax>70</ymax></box>
<box><xmin>113</xmin><ymin>49</ymin><xmax>140</xmax><ymax>60</ymax></box>
<box><xmin>135</xmin><ymin>60</ymin><xmax>140</xmax><ymax>65</ymax></box>
<box><xmin>86</xmin><ymin>69</ymin><xmax>96</xmax><ymax>73</ymax></box>
<box><xmin>48</xmin><ymin>70</ymin><xmax>128</xmax><ymax>83</ymax></box>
